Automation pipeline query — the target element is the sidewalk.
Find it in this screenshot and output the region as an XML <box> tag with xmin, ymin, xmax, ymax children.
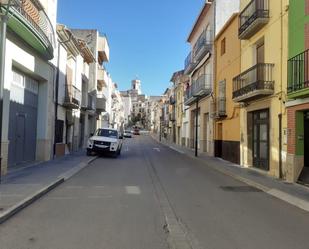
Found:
<box><xmin>0</xmin><ymin>151</ymin><xmax>97</xmax><ymax>223</ymax></box>
<box><xmin>152</xmin><ymin>134</ymin><xmax>309</xmax><ymax>212</ymax></box>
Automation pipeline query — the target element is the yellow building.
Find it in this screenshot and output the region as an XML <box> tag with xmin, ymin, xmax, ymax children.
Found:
<box><xmin>184</xmin><ymin>2</ymin><xmax>215</xmax><ymax>155</ymax></box>
<box><xmin>236</xmin><ymin>0</ymin><xmax>288</xmax><ymax>178</ymax></box>
<box><xmin>171</xmin><ymin>70</ymin><xmax>188</xmax><ymax>146</ymax></box>
<box><xmin>183</xmin><ymin>1</ymin><xmax>240</xmax><ymax>155</ymax></box>
<box><xmin>214</xmin><ymin>14</ymin><xmax>241</xmax><ymax>164</ymax></box>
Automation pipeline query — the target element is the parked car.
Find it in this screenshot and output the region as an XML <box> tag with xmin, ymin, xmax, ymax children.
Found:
<box><xmin>124</xmin><ymin>130</ymin><xmax>132</xmax><ymax>138</ymax></box>
<box><xmin>133</xmin><ymin>129</ymin><xmax>140</xmax><ymax>135</ymax></box>
<box><xmin>87</xmin><ymin>128</ymin><xmax>123</xmax><ymax>157</ymax></box>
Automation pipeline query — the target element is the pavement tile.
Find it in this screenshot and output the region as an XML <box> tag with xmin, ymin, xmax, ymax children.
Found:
<box><xmin>0</xmin><ymin>150</ymin><xmax>96</xmax><ymax>219</ymax></box>
<box><xmin>152</xmin><ymin>134</ymin><xmax>309</xmax><ymax>209</ymax></box>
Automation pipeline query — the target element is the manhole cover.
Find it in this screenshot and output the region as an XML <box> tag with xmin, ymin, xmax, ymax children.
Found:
<box><xmin>220</xmin><ymin>186</ymin><xmax>262</xmax><ymax>192</ymax></box>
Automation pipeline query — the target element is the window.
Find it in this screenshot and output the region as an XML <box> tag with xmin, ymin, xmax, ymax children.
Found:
<box><xmin>12</xmin><ymin>70</ymin><xmax>39</xmax><ymax>94</ymax></box>
<box><xmin>218</xmin><ymin>80</ymin><xmax>226</xmax><ymax>115</ymax></box>
<box><xmin>221</xmin><ymin>38</ymin><xmax>226</xmax><ymax>55</ymax></box>
<box><xmin>96</xmin><ymin>129</ymin><xmax>118</xmax><ymax>138</ymax></box>
<box><xmin>219</xmin><ymin>80</ymin><xmax>226</xmax><ymax>98</ymax></box>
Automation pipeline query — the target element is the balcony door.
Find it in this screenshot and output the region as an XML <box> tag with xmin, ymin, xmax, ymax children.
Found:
<box><xmin>252</xmin><ymin>109</ymin><xmax>269</xmax><ymax>171</ymax></box>
<box><xmin>256</xmin><ymin>42</ymin><xmax>264</xmax><ymax>63</ymax></box>
<box><xmin>256</xmin><ymin>42</ymin><xmax>265</xmax><ymax>85</ymax></box>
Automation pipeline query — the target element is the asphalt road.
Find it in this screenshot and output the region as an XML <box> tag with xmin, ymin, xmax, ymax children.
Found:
<box><xmin>0</xmin><ymin>135</ymin><xmax>309</xmax><ymax>249</ymax></box>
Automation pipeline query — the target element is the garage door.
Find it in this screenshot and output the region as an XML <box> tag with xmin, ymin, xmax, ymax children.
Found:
<box><xmin>8</xmin><ymin>70</ymin><xmax>38</xmax><ymax>167</ymax></box>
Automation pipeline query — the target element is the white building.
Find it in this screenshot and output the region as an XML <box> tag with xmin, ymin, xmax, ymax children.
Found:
<box><xmin>55</xmin><ymin>24</ymin><xmax>96</xmax><ymax>156</ymax></box>
<box><xmin>145</xmin><ymin>96</ymin><xmax>163</xmax><ymax>130</ymax></box>
<box><xmin>110</xmin><ymin>84</ymin><xmax>124</xmax><ymax>130</ymax></box>
<box><xmin>120</xmin><ymin>92</ymin><xmax>132</xmax><ymax>128</ymax></box>
<box><xmin>1</xmin><ymin>0</ymin><xmax>58</xmax><ymax>174</ymax></box>
<box><xmin>70</xmin><ymin>29</ymin><xmax>110</xmax><ymax>129</ymax></box>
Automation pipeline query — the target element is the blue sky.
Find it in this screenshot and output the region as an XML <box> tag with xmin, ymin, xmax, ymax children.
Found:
<box><xmin>57</xmin><ymin>0</ymin><xmax>203</xmax><ymax>96</ymax></box>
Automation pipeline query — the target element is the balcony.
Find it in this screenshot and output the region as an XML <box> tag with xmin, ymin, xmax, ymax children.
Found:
<box><xmin>97</xmin><ymin>68</ymin><xmax>108</xmax><ymax>89</ymax></box>
<box><xmin>193</xmin><ymin>30</ymin><xmax>212</xmax><ymax>64</ymax></box>
<box><xmin>169</xmin><ymin>95</ymin><xmax>176</xmax><ymax>105</ymax></box>
<box><xmin>98</xmin><ymin>36</ymin><xmax>109</xmax><ymax>64</ymax></box>
<box><xmin>184</xmin><ymin>74</ymin><xmax>212</xmax><ymax>106</ymax></box>
<box><xmin>216</xmin><ymin>97</ymin><xmax>227</xmax><ymax>118</ymax></box>
<box><xmin>64</xmin><ymin>84</ymin><xmax>81</xmax><ymax>109</ymax></box>
<box><xmin>232</xmin><ymin>63</ymin><xmax>274</xmax><ymax>102</ymax></box>
<box><xmin>239</xmin><ymin>0</ymin><xmax>269</xmax><ymax>40</ymax></box>
<box><xmin>184</xmin><ymin>52</ymin><xmax>194</xmax><ymax>74</ymax></box>
<box><xmin>81</xmin><ymin>93</ymin><xmax>96</xmax><ymax>111</ymax></box>
<box><xmin>96</xmin><ymin>93</ymin><xmax>106</xmax><ymax>112</ymax></box>
<box><xmin>184</xmin><ymin>31</ymin><xmax>212</xmax><ymax>75</ymax></box>
<box><xmin>3</xmin><ymin>0</ymin><xmax>55</xmax><ymax>59</ymax></box>
<box><xmin>288</xmin><ymin>49</ymin><xmax>309</xmax><ymax>99</ymax></box>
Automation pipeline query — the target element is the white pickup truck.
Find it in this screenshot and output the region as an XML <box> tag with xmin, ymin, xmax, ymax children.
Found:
<box><xmin>87</xmin><ymin>128</ymin><xmax>123</xmax><ymax>157</ymax></box>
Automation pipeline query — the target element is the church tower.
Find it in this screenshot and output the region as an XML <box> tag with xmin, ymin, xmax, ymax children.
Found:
<box><xmin>131</xmin><ymin>78</ymin><xmax>142</xmax><ymax>95</ymax></box>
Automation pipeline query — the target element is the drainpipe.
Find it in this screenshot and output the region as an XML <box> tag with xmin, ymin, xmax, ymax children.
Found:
<box><xmin>195</xmin><ymin>97</ymin><xmax>199</xmax><ymax>157</ymax></box>
<box><xmin>159</xmin><ymin>117</ymin><xmax>162</xmax><ymax>142</ymax></box>
<box><xmin>279</xmin><ymin>113</ymin><xmax>283</xmax><ymax>178</ymax></box>
<box><xmin>53</xmin><ymin>41</ymin><xmax>61</xmax><ymax>157</ymax></box>
<box><xmin>278</xmin><ymin>0</ymin><xmax>284</xmax><ymax>179</ymax></box>
<box><xmin>0</xmin><ymin>1</ymin><xmax>12</xmax><ymax>182</ymax></box>
<box><xmin>53</xmin><ymin>27</ymin><xmax>73</xmax><ymax>157</ymax></box>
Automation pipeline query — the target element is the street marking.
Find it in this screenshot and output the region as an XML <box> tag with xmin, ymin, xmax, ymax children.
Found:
<box><xmin>125</xmin><ymin>147</ymin><xmax>129</xmax><ymax>152</ymax></box>
<box><xmin>125</xmin><ymin>186</ymin><xmax>141</xmax><ymax>195</ymax></box>
<box><xmin>153</xmin><ymin>148</ymin><xmax>160</xmax><ymax>152</ymax></box>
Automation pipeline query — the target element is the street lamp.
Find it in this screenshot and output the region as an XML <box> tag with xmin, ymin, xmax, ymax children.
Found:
<box><xmin>193</xmin><ymin>95</ymin><xmax>200</xmax><ymax>157</ymax></box>
<box><xmin>0</xmin><ymin>0</ymin><xmax>15</xmax><ymax>182</ymax></box>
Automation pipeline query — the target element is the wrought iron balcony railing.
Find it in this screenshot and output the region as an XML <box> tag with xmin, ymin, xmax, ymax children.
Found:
<box><xmin>233</xmin><ymin>63</ymin><xmax>274</xmax><ymax>102</ymax></box>
<box><xmin>87</xmin><ymin>93</ymin><xmax>96</xmax><ymax>110</ymax></box>
<box><xmin>169</xmin><ymin>96</ymin><xmax>176</xmax><ymax>105</ymax></box>
<box><xmin>184</xmin><ymin>31</ymin><xmax>212</xmax><ymax>74</ymax></box>
<box><xmin>184</xmin><ymin>52</ymin><xmax>193</xmax><ymax>72</ymax></box>
<box><xmin>64</xmin><ymin>84</ymin><xmax>81</xmax><ymax>109</ymax></box>
<box><xmin>96</xmin><ymin>93</ymin><xmax>106</xmax><ymax>112</ymax></box>
<box><xmin>239</xmin><ymin>0</ymin><xmax>269</xmax><ymax>39</ymax></box>
<box><xmin>169</xmin><ymin>111</ymin><xmax>176</xmax><ymax>122</ymax></box>
<box><xmin>185</xmin><ymin>74</ymin><xmax>212</xmax><ymax>105</ymax></box>
<box><xmin>216</xmin><ymin>97</ymin><xmax>226</xmax><ymax>117</ymax></box>
<box><xmin>8</xmin><ymin>0</ymin><xmax>55</xmax><ymax>57</ymax></box>
<box><xmin>288</xmin><ymin>49</ymin><xmax>309</xmax><ymax>98</ymax></box>
<box><xmin>193</xmin><ymin>30</ymin><xmax>212</xmax><ymax>62</ymax></box>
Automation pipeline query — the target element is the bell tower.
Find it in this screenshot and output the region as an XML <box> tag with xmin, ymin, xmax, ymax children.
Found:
<box><xmin>131</xmin><ymin>78</ymin><xmax>142</xmax><ymax>95</ymax></box>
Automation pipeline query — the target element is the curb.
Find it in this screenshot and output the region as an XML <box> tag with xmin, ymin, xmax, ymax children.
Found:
<box><xmin>151</xmin><ymin>135</ymin><xmax>309</xmax><ymax>212</ymax></box>
<box><xmin>0</xmin><ymin>156</ymin><xmax>97</xmax><ymax>224</ymax></box>
<box><xmin>0</xmin><ymin>178</ymin><xmax>64</xmax><ymax>224</ymax></box>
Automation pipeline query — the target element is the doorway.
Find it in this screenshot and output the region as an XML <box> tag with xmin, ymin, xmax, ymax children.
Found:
<box><xmin>8</xmin><ymin>71</ymin><xmax>38</xmax><ymax>167</ymax></box>
<box><xmin>304</xmin><ymin>111</ymin><xmax>309</xmax><ymax>167</ymax></box>
<box><xmin>203</xmin><ymin>113</ymin><xmax>209</xmax><ymax>152</ymax></box>
<box><xmin>252</xmin><ymin>109</ymin><xmax>269</xmax><ymax>171</ymax></box>
<box><xmin>215</xmin><ymin>123</ymin><xmax>223</xmax><ymax>157</ymax></box>
<box><xmin>79</xmin><ymin>114</ymin><xmax>85</xmax><ymax>149</ymax></box>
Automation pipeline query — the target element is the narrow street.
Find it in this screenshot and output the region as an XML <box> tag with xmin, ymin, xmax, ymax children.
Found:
<box><xmin>0</xmin><ymin>135</ymin><xmax>309</xmax><ymax>249</ymax></box>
